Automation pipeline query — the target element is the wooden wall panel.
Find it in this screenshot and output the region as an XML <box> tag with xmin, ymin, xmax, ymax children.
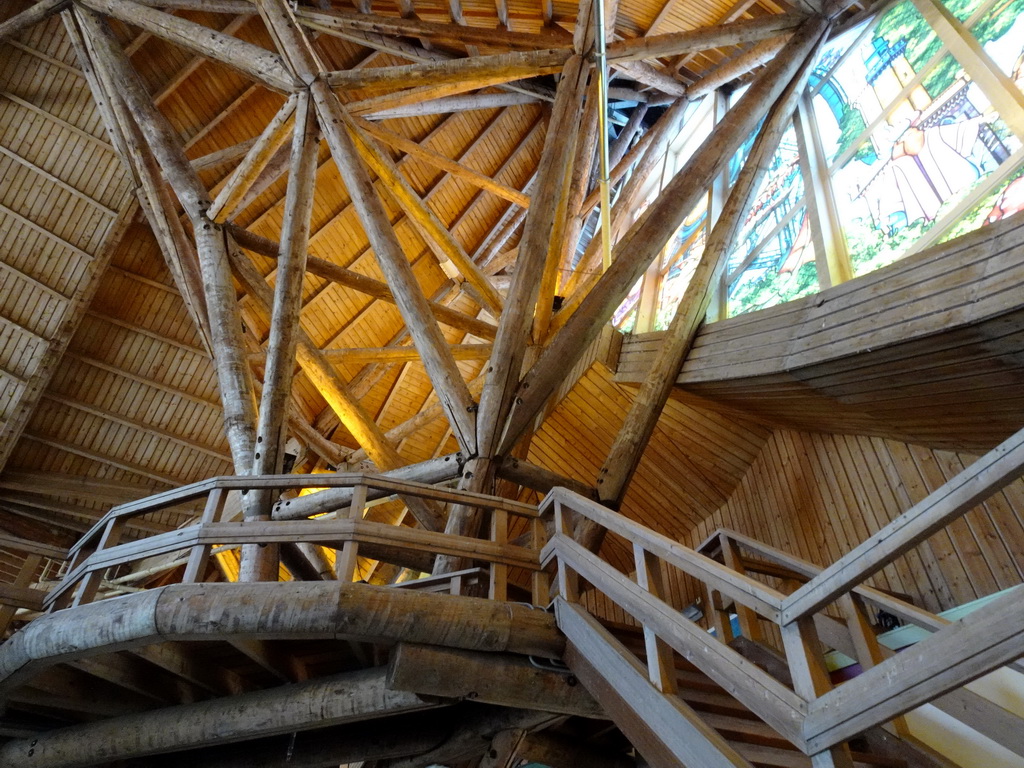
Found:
<box><xmin>676</xmin><ymin>429</ymin><xmax>1024</xmax><ymax>616</ymax></box>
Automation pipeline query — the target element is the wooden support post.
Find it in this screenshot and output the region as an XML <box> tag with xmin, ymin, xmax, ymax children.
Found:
<box><xmin>837</xmin><ymin>593</ymin><xmax>910</xmax><ymax>736</ymax></box>
<box><xmin>0</xmin><ymin>554</ymin><xmax>42</xmax><ymax>636</ymax></box>
<box><xmin>72</xmin><ymin>6</ymin><xmax>259</xmax><ymax>474</ymax></box>
<box><xmin>71</xmin><ymin>518</ymin><xmax>125</xmax><ymax>607</ymax></box>
<box><xmin>490</xmin><ymin>507</ymin><xmax>509</xmax><ymax>601</ymax></box>
<box><xmin>183</xmin><ymin>489</ymin><xmax>227</xmax><ymax>583</ymax></box>
<box><xmin>242</xmin><ymin>91</ymin><xmax>319</xmax><ymax>582</ymax></box>
<box><xmin>554</xmin><ymin>502</ymin><xmax>580</xmax><ymax>602</ymax></box>
<box><xmin>208</xmin><ymin>94</ymin><xmax>298</xmax><ymax>223</ymax></box>
<box><xmin>720</xmin><ymin>535</ymin><xmax>764</xmax><ymax>644</ymax></box>
<box><xmin>336</xmin><ymin>484</ymin><xmax>367</xmax><ymax>582</ymax></box>
<box><xmin>633</xmin><ymin>544</ymin><xmax>678</xmax><ymax>694</ymax></box>
<box><xmin>531</xmin><ymin>516</ymin><xmax>550</xmax><ymax>607</ymax></box>
<box><xmin>579</xmin><ymin>21</ymin><xmax>828</xmax><ymax>516</ymax></box>
<box><xmin>226</xmin><ymin>243</ymin><xmax>446</xmax><ymax>532</ymax></box>
<box><xmin>781</xmin><ymin>618</ymin><xmax>856</xmax><ymax>768</ymax></box>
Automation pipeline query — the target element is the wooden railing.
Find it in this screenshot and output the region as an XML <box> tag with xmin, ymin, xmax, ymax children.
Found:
<box><xmin>46</xmin><ymin>473</ymin><xmax>547</xmax><ymax>612</ymax></box>
<box><xmin>540</xmin><ymin>426</ymin><xmax>1024</xmax><ymax>764</ymax></box>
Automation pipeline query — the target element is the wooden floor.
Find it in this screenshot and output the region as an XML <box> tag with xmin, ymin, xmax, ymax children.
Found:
<box><xmin>615</xmin><ymin>210</ymin><xmax>1024</xmax><ymax>453</ymax></box>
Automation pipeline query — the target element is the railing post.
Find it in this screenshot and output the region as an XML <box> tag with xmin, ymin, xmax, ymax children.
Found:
<box><xmin>531</xmin><ymin>516</ymin><xmax>549</xmax><ymax>607</ymax></box>
<box><xmin>335</xmin><ymin>484</ymin><xmax>366</xmax><ymax>583</ymax></box>
<box><xmin>489</xmin><ymin>506</ymin><xmax>508</xmax><ymax>602</ymax></box>
<box><xmin>781</xmin><ymin>616</ymin><xmax>856</xmax><ymax>767</ymax></box>
<box><xmin>71</xmin><ymin>517</ymin><xmax>126</xmax><ymax>608</ymax></box>
<box><xmin>837</xmin><ymin>592</ymin><xmax>910</xmax><ymax>737</ymax></box>
<box><xmin>183</xmin><ymin>488</ymin><xmax>227</xmax><ymax>584</ymax></box>
<box><xmin>633</xmin><ymin>542</ymin><xmax>678</xmax><ymax>694</ymax></box>
<box><xmin>0</xmin><ymin>554</ymin><xmax>41</xmax><ymax>635</ymax></box>
<box><xmin>553</xmin><ymin>500</ymin><xmax>579</xmax><ymax>602</ymax></box>
<box><xmin>719</xmin><ymin>533</ymin><xmax>764</xmax><ymax>644</ymax></box>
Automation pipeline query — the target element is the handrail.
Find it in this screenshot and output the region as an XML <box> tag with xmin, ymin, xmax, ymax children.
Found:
<box><xmin>50</xmin><ymin>475</ymin><xmax>545</xmax><ymax>613</ymax></box>
<box><xmin>541</xmin><ymin>488</ymin><xmax>786</xmax><ymax>621</ymax></box>
<box><xmin>70</xmin><ymin>472</ymin><xmax>538</xmax><ymax>558</ymax></box>
<box><xmin>542</xmin><ymin>482</ymin><xmax>1024</xmax><ymax>760</ymax></box>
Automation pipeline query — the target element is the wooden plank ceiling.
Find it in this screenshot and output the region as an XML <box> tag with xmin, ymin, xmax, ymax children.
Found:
<box><xmin>0</xmin><ymin>0</ymin><xmax>856</xmax><ymax>566</ymax></box>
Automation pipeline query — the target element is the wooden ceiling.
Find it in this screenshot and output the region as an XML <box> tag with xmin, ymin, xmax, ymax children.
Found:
<box><xmin>0</xmin><ymin>0</ymin><xmax>863</xmax><ymax>569</ymax></box>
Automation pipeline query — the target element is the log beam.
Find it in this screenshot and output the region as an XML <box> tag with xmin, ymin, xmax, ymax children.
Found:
<box><xmin>500</xmin><ymin>15</ymin><xmax>831</xmax><ymax>455</ymax></box>
<box><xmin>78</xmin><ymin>0</ymin><xmax>296</xmax><ymax>92</ymax></box>
<box><xmin>589</xmin><ymin>17</ymin><xmax>823</xmax><ymax>521</ymax></box>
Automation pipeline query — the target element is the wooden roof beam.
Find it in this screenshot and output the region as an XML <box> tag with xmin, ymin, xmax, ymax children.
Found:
<box><xmin>226</xmin><ymin>239</ymin><xmax>446</xmax><ymax>532</ymax></box>
<box><xmin>78</xmin><ymin>0</ymin><xmax>297</xmax><ymax>92</ymax></box>
<box><xmin>347</xmin><ymin>122</ymin><xmax>505</xmax><ymax>315</ymax></box>
<box><xmin>0</xmin><ymin>0</ymin><xmax>69</xmax><ymax>42</ymax></box>
<box><xmin>228</xmin><ymin>226</ymin><xmax>498</xmax><ymax>340</ymax></box>
<box><xmin>72</xmin><ymin>5</ymin><xmax>259</xmax><ymax>473</ymax></box>
<box><xmin>357</xmin><ymin>119</ymin><xmax>530</xmax><ymax>208</ymax></box>
<box><xmin>589</xmin><ymin>20</ymin><xmax>824</xmax><ymax>532</ymax></box>
<box><xmin>295</xmin><ymin>7</ymin><xmax>571</xmax><ymax>50</ymax></box>
<box><xmin>325</xmin><ymin>47</ymin><xmax>568</xmax><ymax>92</ymax></box>
<box><xmin>500</xmin><ymin>14</ymin><xmax>833</xmax><ymax>456</ymax></box>
<box><xmin>607</xmin><ymin>13</ymin><xmax>803</xmax><ymax>62</ymax></box>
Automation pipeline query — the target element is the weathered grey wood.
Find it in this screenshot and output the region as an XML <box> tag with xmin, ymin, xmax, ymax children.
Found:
<box><xmin>435</xmin><ymin>52</ymin><xmax>590</xmax><ymax>575</ymax></box>
<box><xmin>311</xmin><ymin>79</ymin><xmax>479</xmax><ymax>453</ymax></box>
<box><xmin>79</xmin><ymin>0</ymin><xmax>296</xmax><ymax>91</ymax></box>
<box><xmin>295</xmin><ymin>6</ymin><xmax>571</xmax><ymax>50</ymax></box>
<box><xmin>0</xmin><ymin>667</ymin><xmax>440</xmax><ymax>768</ymax></box>
<box><xmin>241</xmin><ymin>92</ymin><xmax>318</xmax><ymax>581</ymax></box>
<box><xmin>687</xmin><ymin>36</ymin><xmax>791</xmax><ymax>98</ymax></box>
<box><xmin>803</xmin><ymin>584</ymin><xmax>1024</xmax><ymax>752</ymax></box>
<box><xmin>362</xmin><ymin>91</ymin><xmax>541</xmax><ymax>120</ymax></box>
<box><xmin>929</xmin><ymin>686</ymin><xmax>1024</xmax><ymax>758</ymax></box>
<box><xmin>208</xmin><ymin>94</ymin><xmax>297</xmax><ymax>223</ymax></box>
<box><xmin>607</xmin><ymin>14</ymin><xmax>803</xmax><ymax>62</ymax></box>
<box><xmin>229</xmin><ymin>225</ymin><xmax>497</xmax><ymax>339</ymax></box>
<box><xmin>74</xmin><ymin>6</ymin><xmax>258</xmax><ymax>474</ymax></box>
<box><xmin>591</xmin><ymin>20</ymin><xmax>822</xmax><ymax>514</ymax></box>
<box><xmin>226</xmin><ymin>243</ymin><xmax>446</xmax><ymax>532</ymax></box>
<box><xmin>783</xmin><ymin>425</ymin><xmax>1024</xmax><ymax>622</ymax></box>
<box><xmin>551</xmin><ymin>533</ymin><xmax>805</xmax><ymax>744</ymax></box>
<box><xmin>272</xmin><ymin>455</ymin><xmax>463</xmax><ymax>520</ymax></box>
<box><xmin>500</xmin><ymin>15</ymin><xmax>831</xmax><ymax>454</ymax></box>
<box><xmin>387</xmin><ymin>643</ymin><xmax>604</xmax><ymax>717</ymax></box>
<box><xmin>0</xmin><ymin>0</ymin><xmax>69</xmax><ymax>41</ymax></box>
<box><xmin>496</xmin><ymin>455</ymin><xmax>599</xmax><ymax>499</ymax></box>
<box><xmin>0</xmin><ymin>582</ymin><xmax>564</xmax><ymax>700</ymax></box>
<box><xmin>780</xmin><ymin>618</ymin><xmax>855</xmax><ymax>767</ymax></box>
<box><xmin>557</xmin><ymin>599</ymin><xmax>754</xmax><ymax>768</ymax></box>
<box><xmin>326</xmin><ymin>48</ymin><xmax>569</xmax><ymax>92</ymax></box>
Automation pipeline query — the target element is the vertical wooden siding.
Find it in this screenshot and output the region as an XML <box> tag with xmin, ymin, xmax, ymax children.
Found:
<box><xmin>681</xmin><ymin>430</ymin><xmax>1024</xmax><ymax>615</ymax></box>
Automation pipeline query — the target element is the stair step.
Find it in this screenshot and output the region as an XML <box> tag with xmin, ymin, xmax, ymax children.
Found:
<box><xmin>731</xmin><ymin>743</ymin><xmax>907</xmax><ymax>768</ymax></box>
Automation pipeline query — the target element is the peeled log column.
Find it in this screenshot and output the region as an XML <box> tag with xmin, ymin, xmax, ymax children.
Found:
<box><xmin>583</xmin><ymin>30</ymin><xmax>827</xmax><ymax>549</ymax></box>
<box><xmin>242</xmin><ymin>92</ymin><xmax>319</xmax><ymax>582</ymax></box>
<box><xmin>74</xmin><ymin>7</ymin><xmax>258</xmax><ymax>472</ymax></box>
<box><xmin>311</xmin><ymin>79</ymin><xmax>478</xmax><ymax>454</ymax></box>
<box><xmin>499</xmin><ymin>15</ymin><xmax>832</xmax><ymax>456</ymax></box>
<box><xmin>0</xmin><ymin>668</ymin><xmax>441</xmax><ymax>768</ymax></box>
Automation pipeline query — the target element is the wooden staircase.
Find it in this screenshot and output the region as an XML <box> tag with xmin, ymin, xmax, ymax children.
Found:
<box><xmin>590</xmin><ymin>620</ymin><xmax>912</xmax><ymax>768</ymax></box>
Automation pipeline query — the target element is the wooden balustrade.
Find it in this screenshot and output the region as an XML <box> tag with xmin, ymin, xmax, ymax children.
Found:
<box><xmin>540</xmin><ymin>427</ymin><xmax>1024</xmax><ymax>765</ymax></box>
<box><xmin>45</xmin><ymin>473</ymin><xmax>545</xmax><ymax>612</ymax></box>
